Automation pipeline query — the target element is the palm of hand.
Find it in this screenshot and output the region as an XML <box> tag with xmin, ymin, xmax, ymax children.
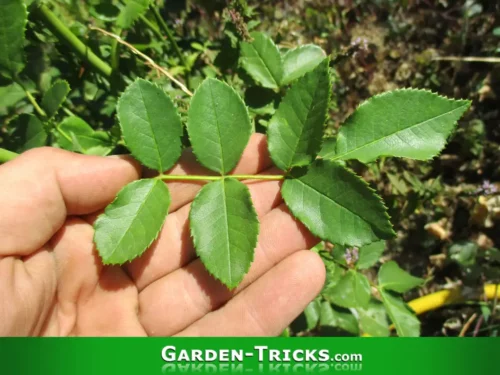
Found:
<box><xmin>0</xmin><ymin>135</ymin><xmax>325</xmax><ymax>336</ymax></box>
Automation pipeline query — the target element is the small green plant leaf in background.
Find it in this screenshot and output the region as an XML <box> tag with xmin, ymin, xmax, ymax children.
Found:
<box><xmin>94</xmin><ymin>179</ymin><xmax>171</xmax><ymax>264</ymax></box>
<box><xmin>378</xmin><ymin>261</ymin><xmax>424</xmax><ymax>293</ymax></box>
<box><xmin>321</xmin><ymin>89</ymin><xmax>471</xmax><ymax>162</ymax></box>
<box><xmin>41</xmin><ymin>80</ymin><xmax>70</xmax><ymax>119</ymax></box>
<box><xmin>356</xmin><ymin>241</ymin><xmax>386</xmax><ymax>270</ymax></box>
<box><xmin>281</xmin><ymin>44</ymin><xmax>326</xmax><ymax>85</ymax></box>
<box><xmin>116</xmin><ymin>0</ymin><xmax>151</xmax><ymax>29</ymax></box>
<box><xmin>324</xmin><ymin>270</ymin><xmax>371</xmax><ymax>309</ymax></box>
<box><xmin>357</xmin><ymin>299</ymin><xmax>390</xmax><ymax>337</ymax></box>
<box><xmin>282</xmin><ymin>160</ymin><xmax>395</xmax><ymax>247</ymax></box>
<box><xmin>268</xmin><ymin>58</ymin><xmax>330</xmax><ymax>170</ymax></box>
<box><xmin>240</xmin><ymin>32</ymin><xmax>283</xmax><ymax>89</ymax></box>
<box><xmin>319</xmin><ymin>301</ymin><xmax>359</xmax><ymax>335</ymax></box>
<box><xmin>55</xmin><ymin>116</ymin><xmax>112</xmax><ymax>156</ymax></box>
<box><xmin>7</xmin><ymin>114</ymin><xmax>47</xmax><ymax>152</ymax></box>
<box><xmin>303</xmin><ymin>298</ymin><xmax>322</xmax><ymax>330</ymax></box>
<box><xmin>0</xmin><ymin>0</ymin><xmax>26</xmax><ymax>76</ymax></box>
<box><xmin>117</xmin><ymin>78</ymin><xmax>183</xmax><ymax>172</ymax></box>
<box><xmin>189</xmin><ymin>178</ymin><xmax>259</xmax><ymax>289</ymax></box>
<box><xmin>380</xmin><ymin>289</ymin><xmax>420</xmax><ymax>337</ymax></box>
<box><xmin>187</xmin><ymin>78</ymin><xmax>252</xmax><ymax>174</ymax></box>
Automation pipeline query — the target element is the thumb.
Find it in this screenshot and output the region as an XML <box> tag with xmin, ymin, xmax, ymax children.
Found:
<box><xmin>0</xmin><ymin>147</ymin><xmax>141</xmax><ymax>257</ymax></box>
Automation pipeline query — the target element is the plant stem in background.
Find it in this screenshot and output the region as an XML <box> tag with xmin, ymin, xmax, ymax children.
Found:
<box><xmin>139</xmin><ymin>14</ymin><xmax>164</xmax><ymax>41</ymax></box>
<box><xmin>150</xmin><ymin>5</ymin><xmax>191</xmax><ymax>89</ymax></box>
<box><xmin>90</xmin><ymin>26</ymin><xmax>193</xmax><ymax>96</ymax></box>
<box><xmin>0</xmin><ymin>148</ymin><xmax>19</xmax><ymax>163</ymax></box>
<box><xmin>33</xmin><ymin>4</ymin><xmax>112</xmax><ymax>77</ymax></box>
<box><xmin>157</xmin><ymin>174</ymin><xmax>284</xmax><ymax>181</ymax></box>
<box><xmin>13</xmin><ymin>78</ymin><xmax>47</xmax><ymax>118</ymax></box>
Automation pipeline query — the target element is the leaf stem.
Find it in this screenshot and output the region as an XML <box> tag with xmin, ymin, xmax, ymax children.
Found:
<box><xmin>14</xmin><ymin>78</ymin><xmax>47</xmax><ymax>119</ymax></box>
<box><xmin>157</xmin><ymin>174</ymin><xmax>284</xmax><ymax>181</ymax></box>
<box><xmin>0</xmin><ymin>148</ymin><xmax>19</xmax><ymax>163</ymax></box>
<box><xmin>33</xmin><ymin>4</ymin><xmax>112</xmax><ymax>77</ymax></box>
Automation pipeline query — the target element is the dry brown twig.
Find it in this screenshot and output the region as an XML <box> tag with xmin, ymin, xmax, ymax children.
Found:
<box><xmin>89</xmin><ymin>26</ymin><xmax>194</xmax><ymax>97</ymax></box>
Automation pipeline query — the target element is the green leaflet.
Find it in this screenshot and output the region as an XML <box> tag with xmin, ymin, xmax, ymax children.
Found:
<box><xmin>55</xmin><ymin>116</ymin><xmax>111</xmax><ymax>155</ymax></box>
<box><xmin>319</xmin><ymin>301</ymin><xmax>359</xmax><ymax>335</ymax></box>
<box><xmin>94</xmin><ymin>179</ymin><xmax>171</xmax><ymax>265</ymax></box>
<box><xmin>7</xmin><ymin>114</ymin><xmax>47</xmax><ymax>152</ymax></box>
<box><xmin>282</xmin><ymin>160</ymin><xmax>395</xmax><ymax>247</ymax></box>
<box><xmin>189</xmin><ymin>178</ymin><xmax>259</xmax><ymax>289</ymax></box>
<box><xmin>41</xmin><ymin>80</ymin><xmax>70</xmax><ymax>119</ymax></box>
<box><xmin>187</xmin><ymin>78</ymin><xmax>252</xmax><ymax>174</ymax></box>
<box><xmin>356</xmin><ymin>241</ymin><xmax>385</xmax><ymax>270</ymax></box>
<box><xmin>324</xmin><ymin>270</ymin><xmax>371</xmax><ymax>309</ymax></box>
<box><xmin>0</xmin><ymin>0</ymin><xmax>26</xmax><ymax>76</ymax></box>
<box><xmin>240</xmin><ymin>32</ymin><xmax>283</xmax><ymax>89</ymax></box>
<box><xmin>117</xmin><ymin>0</ymin><xmax>151</xmax><ymax>29</ymax></box>
<box><xmin>357</xmin><ymin>299</ymin><xmax>390</xmax><ymax>337</ymax></box>
<box><xmin>117</xmin><ymin>79</ymin><xmax>183</xmax><ymax>172</ymax></box>
<box><xmin>281</xmin><ymin>44</ymin><xmax>326</xmax><ymax>85</ymax></box>
<box><xmin>268</xmin><ymin>58</ymin><xmax>331</xmax><ymax>171</ymax></box>
<box><xmin>380</xmin><ymin>289</ymin><xmax>420</xmax><ymax>337</ymax></box>
<box><xmin>303</xmin><ymin>299</ymin><xmax>322</xmax><ymax>330</ymax></box>
<box><xmin>378</xmin><ymin>261</ymin><xmax>424</xmax><ymax>293</ymax></box>
<box><xmin>321</xmin><ymin>89</ymin><xmax>471</xmax><ymax>163</ymax></box>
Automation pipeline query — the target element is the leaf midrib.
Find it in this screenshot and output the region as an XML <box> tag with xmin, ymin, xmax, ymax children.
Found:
<box><xmin>332</xmin><ymin>103</ymin><xmax>469</xmax><ymax>161</ymax></box>
<box><xmin>281</xmin><ymin>71</ymin><xmax>325</xmax><ymax>168</ymax></box>
<box><xmin>248</xmin><ymin>42</ymin><xmax>280</xmax><ymax>87</ymax></box>
<box><xmin>138</xmin><ymin>82</ymin><xmax>163</xmax><ymax>171</ymax></box>
<box><xmin>219</xmin><ymin>180</ymin><xmax>232</xmax><ymax>285</ymax></box>
<box><xmin>106</xmin><ymin>180</ymin><xmax>159</xmax><ymax>259</ymax></box>
<box><xmin>208</xmin><ymin>81</ymin><xmax>225</xmax><ymax>173</ymax></box>
<box><xmin>295</xmin><ymin>176</ymin><xmax>380</xmax><ymax>236</ymax></box>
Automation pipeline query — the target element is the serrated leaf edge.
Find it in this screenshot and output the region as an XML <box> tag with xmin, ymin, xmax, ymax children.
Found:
<box><xmin>327</xmin><ymin>88</ymin><xmax>472</xmax><ymax>163</ymax></box>
<box><xmin>116</xmin><ymin>78</ymin><xmax>183</xmax><ymax>172</ymax></box>
<box><xmin>239</xmin><ymin>31</ymin><xmax>283</xmax><ymax>89</ymax></box>
<box><xmin>42</xmin><ymin>79</ymin><xmax>71</xmax><ymax>120</ymax></box>
<box><xmin>281</xmin><ymin>44</ymin><xmax>327</xmax><ymax>85</ymax></box>
<box><xmin>189</xmin><ymin>178</ymin><xmax>259</xmax><ymax>289</ymax></box>
<box><xmin>186</xmin><ymin>78</ymin><xmax>253</xmax><ymax>175</ymax></box>
<box><xmin>268</xmin><ymin>57</ymin><xmax>332</xmax><ymax>171</ymax></box>
<box><xmin>283</xmin><ymin>160</ymin><xmax>396</xmax><ymax>248</ymax></box>
<box><xmin>93</xmin><ymin>178</ymin><xmax>170</xmax><ymax>265</ymax></box>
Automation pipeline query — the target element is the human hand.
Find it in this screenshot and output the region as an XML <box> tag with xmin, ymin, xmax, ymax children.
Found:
<box><xmin>0</xmin><ymin>134</ymin><xmax>325</xmax><ymax>336</ymax></box>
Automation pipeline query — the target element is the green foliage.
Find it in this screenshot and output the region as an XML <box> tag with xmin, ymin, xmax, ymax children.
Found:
<box><xmin>0</xmin><ymin>2</ymin><xmax>476</xmax><ymax>336</ymax></box>
<box><xmin>55</xmin><ymin>116</ymin><xmax>112</xmax><ymax>156</ymax></box>
<box><xmin>378</xmin><ymin>261</ymin><xmax>425</xmax><ymax>293</ymax></box>
<box><xmin>321</xmin><ymin>89</ymin><xmax>471</xmax><ymax>163</ymax></box>
<box><xmin>0</xmin><ymin>0</ymin><xmax>26</xmax><ymax>77</ymax></box>
<box><xmin>380</xmin><ymin>289</ymin><xmax>420</xmax><ymax>337</ymax></box>
<box><xmin>190</xmin><ymin>178</ymin><xmax>259</xmax><ymax>289</ymax></box>
<box><xmin>319</xmin><ymin>301</ymin><xmax>359</xmax><ymax>335</ymax></box>
<box><xmin>7</xmin><ymin>114</ymin><xmax>46</xmax><ymax>152</ymax></box>
<box><xmin>324</xmin><ymin>270</ymin><xmax>371</xmax><ymax>309</ymax></box>
<box><xmin>117</xmin><ymin>79</ymin><xmax>183</xmax><ymax>172</ymax></box>
<box><xmin>117</xmin><ymin>0</ymin><xmax>151</xmax><ymax>29</ymax></box>
<box><xmin>268</xmin><ymin>58</ymin><xmax>330</xmax><ymax>170</ymax></box>
<box><xmin>187</xmin><ymin>78</ymin><xmax>252</xmax><ymax>174</ymax></box>
<box><xmin>357</xmin><ymin>300</ymin><xmax>390</xmax><ymax>337</ymax></box>
<box><xmin>281</xmin><ymin>160</ymin><xmax>395</xmax><ymax>247</ymax></box>
<box><xmin>94</xmin><ymin>179</ymin><xmax>171</xmax><ymax>264</ymax></box>
<box><xmin>240</xmin><ymin>32</ymin><xmax>283</xmax><ymax>89</ymax></box>
<box><xmin>281</xmin><ymin>45</ymin><xmax>326</xmax><ymax>86</ymax></box>
<box><xmin>41</xmin><ymin>80</ymin><xmax>70</xmax><ymax>119</ymax></box>
<box><xmin>356</xmin><ymin>241</ymin><xmax>385</xmax><ymax>270</ymax></box>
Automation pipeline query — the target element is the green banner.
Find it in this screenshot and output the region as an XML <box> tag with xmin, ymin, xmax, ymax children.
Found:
<box><xmin>0</xmin><ymin>338</ymin><xmax>496</xmax><ymax>374</ymax></box>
